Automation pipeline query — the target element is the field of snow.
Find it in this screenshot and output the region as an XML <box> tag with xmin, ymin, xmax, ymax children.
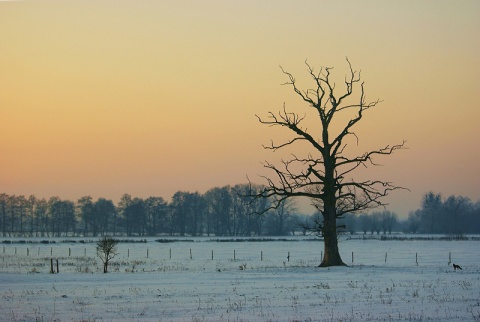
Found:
<box><xmin>1</xmin><ymin>236</ymin><xmax>479</xmax><ymax>321</ymax></box>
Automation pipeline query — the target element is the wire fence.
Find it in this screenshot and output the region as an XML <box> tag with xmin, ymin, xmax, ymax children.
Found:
<box><xmin>1</xmin><ymin>238</ymin><xmax>478</xmax><ymax>269</ymax></box>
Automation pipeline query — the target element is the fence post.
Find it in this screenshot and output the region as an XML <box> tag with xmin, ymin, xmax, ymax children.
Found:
<box><xmin>50</xmin><ymin>258</ymin><xmax>54</xmax><ymax>274</ymax></box>
<box><xmin>287</xmin><ymin>251</ymin><xmax>290</xmax><ymax>262</ymax></box>
<box><xmin>69</xmin><ymin>248</ymin><xmax>71</xmax><ymax>257</ymax></box>
<box><xmin>261</xmin><ymin>251</ymin><xmax>263</xmax><ymax>261</ymax></box>
<box><xmin>190</xmin><ymin>249</ymin><xmax>192</xmax><ymax>260</ymax></box>
<box><xmin>416</xmin><ymin>253</ymin><xmax>418</xmax><ymax>266</ymax></box>
<box><xmin>352</xmin><ymin>252</ymin><xmax>354</xmax><ymax>263</ymax></box>
<box><xmin>385</xmin><ymin>252</ymin><xmax>387</xmax><ymax>264</ymax></box>
<box><xmin>56</xmin><ymin>259</ymin><xmax>59</xmax><ymax>273</ymax></box>
<box><xmin>27</xmin><ymin>248</ymin><xmax>29</xmax><ymax>256</ymax></box>
<box><xmin>128</xmin><ymin>249</ymin><xmax>130</xmax><ymax>258</ymax></box>
<box><xmin>147</xmin><ymin>249</ymin><xmax>149</xmax><ymax>258</ymax></box>
<box><xmin>234</xmin><ymin>250</ymin><xmax>236</xmax><ymax>261</ymax></box>
<box><xmin>211</xmin><ymin>250</ymin><xmax>214</xmax><ymax>260</ymax></box>
<box><xmin>169</xmin><ymin>248</ymin><xmax>172</xmax><ymax>260</ymax></box>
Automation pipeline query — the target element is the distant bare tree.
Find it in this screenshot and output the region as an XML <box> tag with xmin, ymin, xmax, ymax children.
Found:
<box><xmin>253</xmin><ymin>58</ymin><xmax>406</xmax><ymax>266</ymax></box>
<box><xmin>0</xmin><ymin>194</ymin><xmax>9</xmax><ymax>237</ymax></box>
<box><xmin>264</xmin><ymin>197</ymin><xmax>297</xmax><ymax>235</ymax></box>
<box><xmin>369</xmin><ymin>212</ymin><xmax>382</xmax><ymax>235</ymax></box>
<box><xmin>96</xmin><ymin>236</ymin><xmax>119</xmax><ymax>273</ymax></box>
<box><xmin>358</xmin><ymin>214</ymin><xmax>371</xmax><ymax>235</ymax></box>
<box><xmin>420</xmin><ymin>192</ymin><xmax>443</xmax><ymax>233</ymax></box>
<box><xmin>379</xmin><ymin>210</ymin><xmax>398</xmax><ymax>234</ymax></box>
<box><xmin>443</xmin><ymin>195</ymin><xmax>471</xmax><ymax>236</ymax></box>
<box><xmin>407</xmin><ymin>210</ymin><xmax>421</xmax><ymax>234</ymax></box>
<box><xmin>77</xmin><ymin>196</ymin><xmax>94</xmax><ymax>237</ymax></box>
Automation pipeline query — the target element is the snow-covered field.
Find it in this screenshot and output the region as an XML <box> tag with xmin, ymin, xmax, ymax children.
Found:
<box><xmin>1</xmin><ymin>236</ymin><xmax>479</xmax><ymax>321</ymax></box>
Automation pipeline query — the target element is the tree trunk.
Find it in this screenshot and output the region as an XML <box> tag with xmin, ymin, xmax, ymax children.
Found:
<box><xmin>319</xmin><ymin>206</ymin><xmax>346</xmax><ymax>267</ymax></box>
<box><xmin>318</xmin><ymin>148</ymin><xmax>346</xmax><ymax>267</ymax></box>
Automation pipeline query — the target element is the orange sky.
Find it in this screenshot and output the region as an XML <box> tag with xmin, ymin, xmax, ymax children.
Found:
<box><xmin>1</xmin><ymin>1</ymin><xmax>479</xmax><ymax>217</ymax></box>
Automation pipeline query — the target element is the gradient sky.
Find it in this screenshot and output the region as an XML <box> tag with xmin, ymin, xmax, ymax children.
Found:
<box><xmin>1</xmin><ymin>1</ymin><xmax>479</xmax><ymax>217</ymax></box>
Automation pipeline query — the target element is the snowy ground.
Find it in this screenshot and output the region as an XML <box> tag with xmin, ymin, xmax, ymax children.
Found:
<box><xmin>1</xmin><ymin>236</ymin><xmax>479</xmax><ymax>321</ymax></box>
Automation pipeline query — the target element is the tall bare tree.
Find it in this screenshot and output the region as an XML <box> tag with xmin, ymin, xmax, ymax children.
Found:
<box><xmin>255</xmin><ymin>58</ymin><xmax>405</xmax><ymax>266</ymax></box>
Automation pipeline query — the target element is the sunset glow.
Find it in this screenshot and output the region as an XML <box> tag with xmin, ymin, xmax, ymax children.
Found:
<box><xmin>1</xmin><ymin>1</ymin><xmax>479</xmax><ymax>217</ymax></box>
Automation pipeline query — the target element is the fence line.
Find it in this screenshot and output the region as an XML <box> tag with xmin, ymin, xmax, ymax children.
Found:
<box><xmin>0</xmin><ymin>244</ymin><xmax>463</xmax><ymax>267</ymax></box>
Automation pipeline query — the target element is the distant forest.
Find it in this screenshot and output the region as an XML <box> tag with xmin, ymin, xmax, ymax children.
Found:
<box><xmin>339</xmin><ymin>192</ymin><xmax>480</xmax><ymax>236</ymax></box>
<box><xmin>1</xmin><ymin>188</ymin><xmax>479</xmax><ymax>237</ymax></box>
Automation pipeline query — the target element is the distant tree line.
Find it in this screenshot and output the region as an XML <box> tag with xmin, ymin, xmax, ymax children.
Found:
<box><xmin>302</xmin><ymin>211</ymin><xmax>402</xmax><ymax>236</ymax></box>
<box><xmin>321</xmin><ymin>192</ymin><xmax>479</xmax><ymax>236</ymax></box>
<box><xmin>404</xmin><ymin>192</ymin><xmax>480</xmax><ymax>235</ymax></box>
<box><xmin>0</xmin><ymin>184</ymin><xmax>301</xmax><ymax>237</ymax></box>
<box><xmin>1</xmin><ymin>190</ymin><xmax>478</xmax><ymax>237</ymax></box>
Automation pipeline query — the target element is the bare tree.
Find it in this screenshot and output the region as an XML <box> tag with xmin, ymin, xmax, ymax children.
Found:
<box><xmin>264</xmin><ymin>196</ymin><xmax>297</xmax><ymax>236</ymax></box>
<box><xmin>407</xmin><ymin>210</ymin><xmax>421</xmax><ymax>234</ymax></box>
<box><xmin>254</xmin><ymin>58</ymin><xmax>405</xmax><ymax>266</ymax></box>
<box><xmin>96</xmin><ymin>236</ymin><xmax>119</xmax><ymax>273</ymax></box>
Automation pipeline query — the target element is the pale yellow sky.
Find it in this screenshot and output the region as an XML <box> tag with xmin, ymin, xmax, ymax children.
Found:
<box><xmin>1</xmin><ymin>1</ymin><xmax>479</xmax><ymax>217</ymax></box>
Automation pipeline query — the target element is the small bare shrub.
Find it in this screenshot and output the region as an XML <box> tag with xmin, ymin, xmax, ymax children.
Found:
<box><xmin>96</xmin><ymin>236</ymin><xmax>119</xmax><ymax>273</ymax></box>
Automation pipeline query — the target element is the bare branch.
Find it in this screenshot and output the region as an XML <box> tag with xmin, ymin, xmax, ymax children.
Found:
<box><xmin>336</xmin><ymin>141</ymin><xmax>407</xmax><ymax>168</ymax></box>
<box><xmin>257</xmin><ymin>105</ymin><xmax>325</xmax><ymax>154</ymax></box>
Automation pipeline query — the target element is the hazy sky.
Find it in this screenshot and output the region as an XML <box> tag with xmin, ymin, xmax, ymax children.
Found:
<box><xmin>1</xmin><ymin>1</ymin><xmax>479</xmax><ymax>217</ymax></box>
